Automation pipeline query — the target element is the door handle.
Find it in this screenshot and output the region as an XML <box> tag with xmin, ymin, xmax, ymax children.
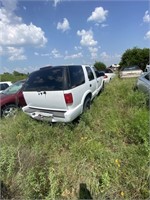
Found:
<box><xmin>90</xmin><ymin>84</ymin><xmax>92</xmax><ymax>87</ymax></box>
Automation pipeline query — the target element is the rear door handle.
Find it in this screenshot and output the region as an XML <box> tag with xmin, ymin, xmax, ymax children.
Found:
<box><xmin>90</xmin><ymin>84</ymin><xmax>92</xmax><ymax>87</ymax></box>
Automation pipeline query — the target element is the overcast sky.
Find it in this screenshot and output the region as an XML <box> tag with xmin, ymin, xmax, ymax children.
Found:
<box><xmin>0</xmin><ymin>0</ymin><xmax>149</xmax><ymax>74</ymax></box>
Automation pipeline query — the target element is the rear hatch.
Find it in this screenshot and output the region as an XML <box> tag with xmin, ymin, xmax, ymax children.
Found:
<box><xmin>23</xmin><ymin>66</ymin><xmax>68</xmax><ymax>111</ymax></box>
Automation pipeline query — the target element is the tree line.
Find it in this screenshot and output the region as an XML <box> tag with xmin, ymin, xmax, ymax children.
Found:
<box><xmin>0</xmin><ymin>47</ymin><xmax>149</xmax><ymax>81</ymax></box>
<box><xmin>0</xmin><ymin>71</ymin><xmax>28</xmax><ymax>82</ymax></box>
<box><xmin>94</xmin><ymin>47</ymin><xmax>149</xmax><ymax>71</ymax></box>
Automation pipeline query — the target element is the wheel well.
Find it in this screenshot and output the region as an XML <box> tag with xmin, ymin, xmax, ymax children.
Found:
<box><xmin>1</xmin><ymin>103</ymin><xmax>18</xmax><ymax>110</ymax></box>
<box><xmin>83</xmin><ymin>93</ymin><xmax>92</xmax><ymax>107</ymax></box>
<box><xmin>82</xmin><ymin>93</ymin><xmax>92</xmax><ymax>112</ymax></box>
<box><xmin>84</xmin><ymin>93</ymin><xmax>92</xmax><ymax>102</ymax></box>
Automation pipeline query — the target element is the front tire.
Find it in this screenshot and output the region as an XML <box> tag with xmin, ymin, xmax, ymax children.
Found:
<box><xmin>1</xmin><ymin>104</ymin><xmax>18</xmax><ymax>118</ymax></box>
<box><xmin>101</xmin><ymin>82</ymin><xmax>105</xmax><ymax>92</ymax></box>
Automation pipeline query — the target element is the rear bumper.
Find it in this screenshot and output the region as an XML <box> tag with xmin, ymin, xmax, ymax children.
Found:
<box><xmin>22</xmin><ymin>104</ymin><xmax>82</xmax><ymax>123</ymax></box>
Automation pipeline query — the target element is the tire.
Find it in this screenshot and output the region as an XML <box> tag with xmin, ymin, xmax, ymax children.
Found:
<box><xmin>98</xmin><ymin>82</ymin><xmax>104</xmax><ymax>95</ymax></box>
<box><xmin>101</xmin><ymin>82</ymin><xmax>105</xmax><ymax>92</ymax></box>
<box><xmin>1</xmin><ymin>104</ymin><xmax>18</xmax><ymax>118</ymax></box>
<box><xmin>83</xmin><ymin>97</ymin><xmax>91</xmax><ymax>112</ymax></box>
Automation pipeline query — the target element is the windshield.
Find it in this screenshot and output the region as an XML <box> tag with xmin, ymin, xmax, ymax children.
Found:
<box><xmin>2</xmin><ymin>81</ymin><xmax>24</xmax><ymax>95</ymax></box>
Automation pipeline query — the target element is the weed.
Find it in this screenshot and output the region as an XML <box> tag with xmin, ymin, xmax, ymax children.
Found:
<box><xmin>0</xmin><ymin>77</ymin><xmax>149</xmax><ymax>199</ymax></box>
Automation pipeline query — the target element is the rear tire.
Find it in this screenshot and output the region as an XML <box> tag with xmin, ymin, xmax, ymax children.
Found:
<box><xmin>83</xmin><ymin>97</ymin><xmax>91</xmax><ymax>112</ymax></box>
<box><xmin>73</xmin><ymin>97</ymin><xmax>91</xmax><ymax>123</ymax></box>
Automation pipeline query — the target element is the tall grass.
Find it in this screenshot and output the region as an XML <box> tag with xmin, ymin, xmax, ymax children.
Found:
<box><xmin>0</xmin><ymin>77</ymin><xmax>149</xmax><ymax>199</ymax></box>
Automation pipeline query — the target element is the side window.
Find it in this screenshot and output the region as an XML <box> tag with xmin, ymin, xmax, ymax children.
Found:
<box><xmin>0</xmin><ymin>83</ymin><xmax>9</xmax><ymax>90</ymax></box>
<box><xmin>95</xmin><ymin>70</ymin><xmax>100</xmax><ymax>78</ymax></box>
<box><xmin>106</xmin><ymin>68</ymin><xmax>113</xmax><ymax>73</ymax></box>
<box><xmin>93</xmin><ymin>67</ymin><xmax>100</xmax><ymax>78</ymax></box>
<box><xmin>86</xmin><ymin>67</ymin><xmax>94</xmax><ymax>81</ymax></box>
<box><xmin>69</xmin><ymin>65</ymin><xmax>85</xmax><ymax>88</ymax></box>
<box><xmin>145</xmin><ymin>73</ymin><xmax>150</xmax><ymax>81</ymax></box>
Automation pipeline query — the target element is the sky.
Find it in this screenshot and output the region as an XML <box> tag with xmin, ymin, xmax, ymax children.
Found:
<box><xmin>0</xmin><ymin>0</ymin><xmax>150</xmax><ymax>74</ymax></box>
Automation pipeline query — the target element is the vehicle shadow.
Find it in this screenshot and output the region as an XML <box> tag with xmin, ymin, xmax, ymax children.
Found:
<box><xmin>78</xmin><ymin>183</ymin><xmax>93</xmax><ymax>200</ymax></box>
<box><xmin>1</xmin><ymin>180</ymin><xmax>11</xmax><ymax>199</ymax></box>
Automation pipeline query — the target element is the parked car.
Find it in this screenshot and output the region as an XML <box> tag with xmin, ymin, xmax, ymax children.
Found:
<box><xmin>104</xmin><ymin>68</ymin><xmax>116</xmax><ymax>83</ymax></box>
<box><xmin>0</xmin><ymin>81</ymin><xmax>12</xmax><ymax>93</ymax></box>
<box><xmin>97</xmin><ymin>68</ymin><xmax>116</xmax><ymax>83</ymax></box>
<box><xmin>135</xmin><ymin>71</ymin><xmax>150</xmax><ymax>96</ymax></box>
<box><xmin>0</xmin><ymin>80</ymin><xmax>26</xmax><ymax>117</ymax></box>
<box><xmin>119</xmin><ymin>66</ymin><xmax>143</xmax><ymax>78</ymax></box>
<box><xmin>22</xmin><ymin>65</ymin><xmax>104</xmax><ymax>123</ymax></box>
<box><xmin>97</xmin><ymin>71</ymin><xmax>109</xmax><ymax>83</ymax></box>
<box><xmin>105</xmin><ymin>68</ymin><xmax>116</xmax><ymax>82</ymax></box>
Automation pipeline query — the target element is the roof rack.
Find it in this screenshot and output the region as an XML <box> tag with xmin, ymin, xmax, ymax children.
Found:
<box><xmin>40</xmin><ymin>65</ymin><xmax>53</xmax><ymax>70</ymax></box>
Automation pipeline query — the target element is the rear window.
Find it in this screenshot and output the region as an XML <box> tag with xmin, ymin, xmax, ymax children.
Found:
<box><xmin>68</xmin><ymin>65</ymin><xmax>85</xmax><ymax>88</ymax></box>
<box><xmin>23</xmin><ymin>67</ymin><xmax>66</xmax><ymax>91</ymax></box>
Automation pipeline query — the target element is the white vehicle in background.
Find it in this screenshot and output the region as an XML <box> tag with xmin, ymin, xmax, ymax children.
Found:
<box><xmin>98</xmin><ymin>68</ymin><xmax>116</xmax><ymax>83</ymax></box>
<box><xmin>104</xmin><ymin>68</ymin><xmax>116</xmax><ymax>83</ymax></box>
<box><xmin>22</xmin><ymin>65</ymin><xmax>105</xmax><ymax>123</ymax></box>
<box><xmin>0</xmin><ymin>81</ymin><xmax>12</xmax><ymax>93</ymax></box>
<box><xmin>119</xmin><ymin>66</ymin><xmax>143</xmax><ymax>78</ymax></box>
<box><xmin>145</xmin><ymin>64</ymin><xmax>150</xmax><ymax>72</ymax></box>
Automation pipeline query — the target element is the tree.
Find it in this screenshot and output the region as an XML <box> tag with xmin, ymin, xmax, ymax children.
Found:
<box><xmin>119</xmin><ymin>47</ymin><xmax>149</xmax><ymax>71</ymax></box>
<box><xmin>94</xmin><ymin>61</ymin><xmax>106</xmax><ymax>71</ymax></box>
<box><xmin>0</xmin><ymin>71</ymin><xmax>28</xmax><ymax>82</ymax></box>
<box><xmin>13</xmin><ymin>71</ymin><xmax>25</xmax><ymax>76</ymax></box>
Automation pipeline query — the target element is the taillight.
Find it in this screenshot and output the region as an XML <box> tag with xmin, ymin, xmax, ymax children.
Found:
<box><xmin>104</xmin><ymin>75</ymin><xmax>108</xmax><ymax>78</ymax></box>
<box><xmin>64</xmin><ymin>93</ymin><xmax>73</xmax><ymax>104</ymax></box>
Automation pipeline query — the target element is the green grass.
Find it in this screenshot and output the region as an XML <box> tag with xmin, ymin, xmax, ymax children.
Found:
<box><xmin>0</xmin><ymin>77</ymin><xmax>149</xmax><ymax>199</ymax></box>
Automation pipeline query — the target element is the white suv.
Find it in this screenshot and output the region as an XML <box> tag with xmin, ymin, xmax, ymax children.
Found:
<box><xmin>22</xmin><ymin>65</ymin><xmax>104</xmax><ymax>122</ymax></box>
